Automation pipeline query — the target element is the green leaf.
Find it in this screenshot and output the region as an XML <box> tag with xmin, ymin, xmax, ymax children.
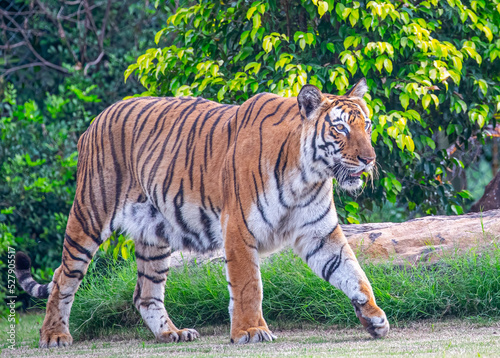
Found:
<box><xmin>476</xmin><ymin>79</ymin><xmax>488</xmax><ymax>96</ymax></box>
<box><xmin>426</xmin><ymin>137</ymin><xmax>436</xmax><ymax>150</ymax></box>
<box><xmin>252</xmin><ymin>13</ymin><xmax>261</xmax><ymax>29</ymax></box>
<box><xmin>154</xmin><ymin>29</ymin><xmax>166</xmax><ymax>45</ymax></box>
<box><xmin>375</xmin><ymin>56</ymin><xmax>384</xmax><ymax>72</ymax></box>
<box><xmin>391</xmin><ymin>178</ymin><xmax>402</xmax><ymax>192</ymax></box>
<box><xmin>344</xmin><ymin>36</ymin><xmax>356</xmax><ymax>50</ymax></box>
<box><xmin>422</xmin><ymin>94</ymin><xmax>431</xmax><ymax>109</ymax></box>
<box><xmin>263</xmin><ymin>37</ymin><xmax>273</xmax><ymax>53</ymax></box>
<box><xmin>451</xmin><ymin>204</ymin><xmax>463</xmax><ymax>215</ymax></box>
<box><xmin>326</xmin><ymin>43</ymin><xmax>335</xmax><ymax>54</ymax></box>
<box><xmin>363</xmin><ymin>16</ymin><xmax>372</xmax><ymax>30</ymax></box>
<box><xmin>299</xmin><ymin>38</ymin><xmax>306</xmax><ymax>50</ymax></box>
<box><xmin>458</xmin><ymin>190</ymin><xmax>473</xmax><ymax>199</ymax></box>
<box><xmin>318</xmin><ymin>1</ymin><xmax>329</xmax><ymax>17</ymax></box>
<box><xmin>396</xmin><ymin>134</ymin><xmax>405</xmax><ymax>150</ymax></box>
<box><xmin>247</xmin><ymin>6</ymin><xmax>257</xmax><ymax>20</ymax></box>
<box><xmin>305</xmin><ymin>33</ymin><xmax>315</xmax><ymax>45</ymax></box>
<box><xmin>383</xmin><ymin>58</ymin><xmax>393</xmax><ymax>74</ymax></box>
<box><xmin>400</xmin><ymin>93</ymin><xmax>410</xmax><ymax>110</ymax></box>
<box><xmin>121</xmin><ymin>244</ymin><xmax>129</xmax><ymax>260</ymax></box>
<box><xmin>217</xmin><ymin>86</ymin><xmax>227</xmax><ymax>101</ymax></box>
<box><xmin>404</xmin><ymin>135</ymin><xmax>415</xmax><ymax>152</ymax></box>
<box><xmin>387</xmin><ymin>126</ymin><xmax>399</xmax><ymax>138</ymax></box>
<box><xmin>400</xmin><ymin>37</ymin><xmax>408</xmax><ymax>48</ymax></box>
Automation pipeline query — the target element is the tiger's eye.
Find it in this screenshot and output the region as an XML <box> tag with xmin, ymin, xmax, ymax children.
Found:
<box><xmin>335</xmin><ymin>124</ymin><xmax>345</xmax><ymax>131</ymax></box>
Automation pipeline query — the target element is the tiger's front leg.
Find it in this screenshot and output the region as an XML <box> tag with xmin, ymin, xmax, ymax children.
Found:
<box><xmin>223</xmin><ymin>216</ymin><xmax>276</xmax><ymax>344</ymax></box>
<box><xmin>295</xmin><ymin>225</ymin><xmax>390</xmax><ymax>338</ymax></box>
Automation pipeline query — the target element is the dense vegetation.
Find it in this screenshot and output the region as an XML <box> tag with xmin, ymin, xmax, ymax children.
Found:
<box><xmin>1</xmin><ymin>0</ymin><xmax>499</xmax><ymax>319</ymax></box>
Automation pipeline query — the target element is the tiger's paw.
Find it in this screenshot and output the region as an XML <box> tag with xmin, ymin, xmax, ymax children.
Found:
<box><xmin>352</xmin><ymin>300</ymin><xmax>390</xmax><ymax>339</ymax></box>
<box><xmin>157</xmin><ymin>328</ymin><xmax>200</xmax><ymax>343</ymax></box>
<box><xmin>231</xmin><ymin>326</ymin><xmax>277</xmax><ymax>344</ymax></box>
<box><xmin>39</xmin><ymin>331</ymin><xmax>73</xmax><ymax>348</ymax></box>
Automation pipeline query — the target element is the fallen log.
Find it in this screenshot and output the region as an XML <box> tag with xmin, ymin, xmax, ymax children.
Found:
<box><xmin>170</xmin><ymin>209</ymin><xmax>500</xmax><ymax>267</ymax></box>
<box><xmin>344</xmin><ymin>209</ymin><xmax>500</xmax><ymax>263</ymax></box>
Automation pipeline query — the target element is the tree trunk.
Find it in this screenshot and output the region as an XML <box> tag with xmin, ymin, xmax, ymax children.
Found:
<box><xmin>470</xmin><ymin>170</ymin><xmax>500</xmax><ymax>213</ymax></box>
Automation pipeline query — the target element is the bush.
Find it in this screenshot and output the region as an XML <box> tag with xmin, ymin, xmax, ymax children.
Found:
<box><xmin>0</xmin><ymin>82</ymin><xmax>100</xmax><ymax>314</ymax></box>
<box><xmin>127</xmin><ymin>0</ymin><xmax>500</xmax><ymax>222</ymax></box>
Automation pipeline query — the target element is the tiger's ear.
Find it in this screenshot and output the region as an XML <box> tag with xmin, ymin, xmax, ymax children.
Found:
<box><xmin>297</xmin><ymin>85</ymin><xmax>324</xmax><ymax>120</ymax></box>
<box><xmin>345</xmin><ymin>78</ymin><xmax>368</xmax><ymax>99</ymax></box>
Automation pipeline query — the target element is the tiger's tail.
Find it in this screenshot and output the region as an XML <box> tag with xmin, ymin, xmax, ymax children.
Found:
<box><xmin>15</xmin><ymin>251</ymin><xmax>53</xmax><ymax>299</ymax></box>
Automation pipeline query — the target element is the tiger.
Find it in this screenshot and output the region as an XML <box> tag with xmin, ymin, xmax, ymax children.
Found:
<box><xmin>15</xmin><ymin>78</ymin><xmax>389</xmax><ymax>348</ymax></box>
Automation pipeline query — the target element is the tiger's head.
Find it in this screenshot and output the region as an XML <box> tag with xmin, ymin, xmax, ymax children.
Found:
<box><xmin>297</xmin><ymin>78</ymin><xmax>375</xmax><ymax>192</ymax></box>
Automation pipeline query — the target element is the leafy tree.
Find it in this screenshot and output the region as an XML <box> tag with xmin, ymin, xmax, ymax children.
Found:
<box><xmin>126</xmin><ymin>0</ymin><xmax>500</xmax><ymax>222</ymax></box>
<box><xmin>0</xmin><ymin>0</ymin><xmax>172</xmax><ymax>107</ymax></box>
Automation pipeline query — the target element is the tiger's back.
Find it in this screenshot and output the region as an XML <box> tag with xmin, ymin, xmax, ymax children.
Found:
<box><xmin>77</xmin><ymin>96</ymin><xmax>239</xmax><ymax>253</ymax></box>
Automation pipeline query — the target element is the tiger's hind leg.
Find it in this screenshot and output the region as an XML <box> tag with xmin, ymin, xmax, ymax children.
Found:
<box><xmin>37</xmin><ymin>208</ymin><xmax>107</xmax><ymax>348</ymax></box>
<box><xmin>134</xmin><ymin>240</ymin><xmax>200</xmax><ymax>343</ymax></box>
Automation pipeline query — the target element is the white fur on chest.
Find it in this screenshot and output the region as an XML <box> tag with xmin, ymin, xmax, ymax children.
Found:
<box><xmin>247</xmin><ymin>171</ymin><xmax>339</xmax><ymax>254</ymax></box>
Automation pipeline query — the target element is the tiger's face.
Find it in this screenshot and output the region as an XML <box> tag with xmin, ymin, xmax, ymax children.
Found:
<box><xmin>297</xmin><ymin>79</ymin><xmax>375</xmax><ymax>191</ymax></box>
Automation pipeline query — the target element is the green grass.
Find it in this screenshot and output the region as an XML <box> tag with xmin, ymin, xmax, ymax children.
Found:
<box><xmin>0</xmin><ymin>313</ymin><xmax>42</xmax><ymax>350</ymax></box>
<box><xmin>66</xmin><ymin>242</ymin><xmax>500</xmax><ymax>340</ymax></box>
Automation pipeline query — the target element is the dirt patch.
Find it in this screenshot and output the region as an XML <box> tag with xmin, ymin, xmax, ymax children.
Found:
<box><xmin>3</xmin><ymin>319</ymin><xmax>499</xmax><ymax>357</ymax></box>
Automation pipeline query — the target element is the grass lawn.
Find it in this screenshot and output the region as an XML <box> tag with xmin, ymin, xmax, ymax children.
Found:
<box><xmin>1</xmin><ymin>313</ymin><xmax>500</xmax><ymax>357</ymax></box>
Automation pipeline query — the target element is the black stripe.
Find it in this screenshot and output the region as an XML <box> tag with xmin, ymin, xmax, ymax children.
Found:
<box><xmin>301</xmin><ymin>202</ymin><xmax>332</xmax><ymax>227</ymax></box>
<box><xmin>305</xmin><ymin>238</ymin><xmax>326</xmax><ymax>262</ymax></box>
<box><xmin>37</xmin><ymin>284</ymin><xmax>50</xmax><ymax>299</ymax></box>
<box><xmin>63</xmin><ymin>244</ymin><xmax>89</xmax><ymax>263</ymax></box>
<box><xmin>25</xmin><ymin>280</ymin><xmax>37</xmax><ymax>294</ymax></box>
<box><xmin>18</xmin><ymin>272</ymin><xmax>32</xmax><ymax>283</ymax></box>
<box><xmin>321</xmin><ymin>244</ymin><xmax>345</xmax><ymax>282</ymax></box>
<box><xmin>252</xmin><ymin>173</ymin><xmax>273</xmax><ymax>228</ymax></box>
<box><xmin>135</xmin><ymin>251</ymin><xmax>171</xmax><ymax>261</ymax></box>
<box><xmin>274</xmin><ymin>134</ymin><xmax>292</xmax><ymax>208</ymax></box>
<box><xmin>137</xmin><ymin>270</ymin><xmax>166</xmax><ymax>284</ymax></box>
<box><xmin>65</xmin><ymin>233</ymin><xmax>93</xmax><ymax>260</ymax></box>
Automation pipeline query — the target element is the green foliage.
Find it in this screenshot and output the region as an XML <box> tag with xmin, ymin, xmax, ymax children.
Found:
<box><xmin>99</xmin><ymin>233</ymin><xmax>136</xmax><ymax>261</ymax></box>
<box><xmin>0</xmin><ymin>82</ymin><xmax>99</xmax><ymax>313</ymax></box>
<box><xmin>127</xmin><ymin>0</ymin><xmax>500</xmax><ymax>220</ymax></box>
<box><xmin>70</xmin><ymin>244</ymin><xmax>500</xmax><ymax>339</ymax></box>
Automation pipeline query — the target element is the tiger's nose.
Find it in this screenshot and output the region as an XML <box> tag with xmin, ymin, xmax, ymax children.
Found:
<box><xmin>358</xmin><ymin>156</ymin><xmax>375</xmax><ymax>165</ymax></box>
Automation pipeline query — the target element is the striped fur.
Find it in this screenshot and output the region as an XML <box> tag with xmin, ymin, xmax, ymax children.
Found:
<box><xmin>16</xmin><ymin>78</ymin><xmax>389</xmax><ymax>348</ymax></box>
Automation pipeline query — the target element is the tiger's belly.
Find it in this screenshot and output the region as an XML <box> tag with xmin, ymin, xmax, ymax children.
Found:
<box><xmin>119</xmin><ymin>198</ymin><xmax>223</xmax><ymax>253</ymax></box>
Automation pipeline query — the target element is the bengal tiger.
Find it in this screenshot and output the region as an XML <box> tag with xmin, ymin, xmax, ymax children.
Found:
<box><xmin>15</xmin><ymin>78</ymin><xmax>389</xmax><ymax>348</ymax></box>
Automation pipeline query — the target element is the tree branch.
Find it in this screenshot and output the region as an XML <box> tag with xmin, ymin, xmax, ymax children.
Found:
<box><xmin>0</xmin><ymin>9</ymin><xmax>69</xmax><ymax>74</ymax></box>
<box><xmin>98</xmin><ymin>0</ymin><xmax>112</xmax><ymax>51</ymax></box>
<box><xmin>34</xmin><ymin>0</ymin><xmax>79</xmax><ymax>65</ymax></box>
<box><xmin>83</xmin><ymin>51</ymin><xmax>104</xmax><ymax>75</ymax></box>
<box><xmin>0</xmin><ymin>62</ymin><xmax>46</xmax><ymax>76</ymax></box>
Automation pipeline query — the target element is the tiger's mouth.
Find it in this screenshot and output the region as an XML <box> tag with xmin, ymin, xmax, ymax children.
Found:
<box><xmin>326</xmin><ymin>163</ymin><xmax>372</xmax><ymax>192</ymax></box>
<box><xmin>349</xmin><ymin>169</ymin><xmax>364</xmax><ymax>178</ymax></box>
<box><xmin>325</xmin><ymin>164</ymin><xmax>367</xmax><ymax>191</ymax></box>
